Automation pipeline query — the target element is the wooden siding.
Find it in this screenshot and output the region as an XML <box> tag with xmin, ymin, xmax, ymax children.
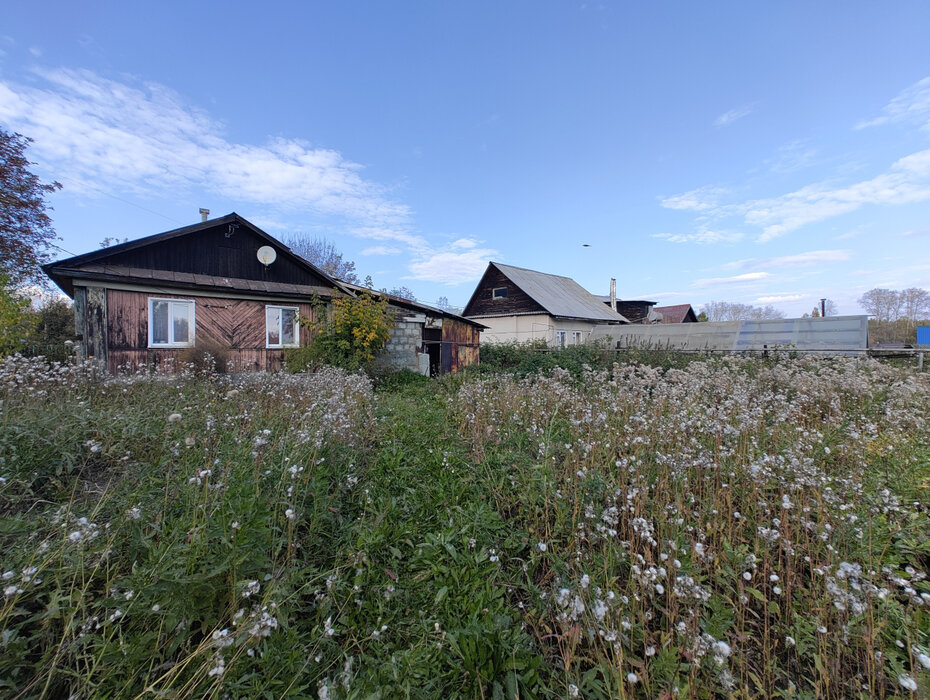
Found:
<box><xmin>463</xmin><ymin>265</ymin><xmax>545</xmax><ymax>317</ymax></box>
<box><xmin>614</xmin><ymin>301</ymin><xmax>655</xmax><ymax>324</ymax></box>
<box><xmin>106</xmin><ymin>289</ymin><xmax>315</xmax><ymax>373</ymax></box>
<box><xmin>100</xmin><ymin>223</ymin><xmax>330</xmax><ymax>288</ymax></box>
<box><xmin>441</xmin><ymin>318</ymin><xmax>481</xmax><ymax>373</ymax></box>
<box><xmin>85</xmin><ymin>286</ymin><xmax>108</xmax><ymax>366</ymax></box>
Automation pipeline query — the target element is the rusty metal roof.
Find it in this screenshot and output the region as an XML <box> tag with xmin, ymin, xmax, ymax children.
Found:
<box><xmin>492</xmin><ymin>263</ymin><xmax>629</xmax><ymax>323</ymax></box>
<box><xmin>654</xmin><ymin>304</ymin><xmax>697</xmax><ymax>323</ymax></box>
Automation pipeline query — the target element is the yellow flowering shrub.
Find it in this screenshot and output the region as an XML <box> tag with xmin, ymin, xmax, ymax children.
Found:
<box><xmin>287</xmin><ymin>290</ymin><xmax>392</xmax><ymax>371</ymax></box>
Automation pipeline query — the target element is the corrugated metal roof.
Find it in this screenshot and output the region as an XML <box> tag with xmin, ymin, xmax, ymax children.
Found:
<box><xmin>654</xmin><ymin>304</ymin><xmax>695</xmax><ymax>324</ymax></box>
<box><xmin>340</xmin><ymin>281</ymin><xmax>487</xmax><ymax>329</ymax></box>
<box><xmin>493</xmin><ymin>263</ymin><xmax>629</xmax><ymax>322</ymax></box>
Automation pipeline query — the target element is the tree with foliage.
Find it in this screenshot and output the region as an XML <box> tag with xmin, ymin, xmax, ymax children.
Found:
<box><xmin>283</xmin><ymin>234</ymin><xmax>359</xmax><ymax>284</ymax></box>
<box><xmin>99</xmin><ymin>236</ymin><xmax>129</xmax><ymax>249</ymax></box>
<box><xmin>696</xmin><ymin>311</ymin><xmax>709</xmax><ymax>322</ymax></box>
<box><xmin>860</xmin><ymin>286</ymin><xmax>930</xmax><ymax>344</ymax></box>
<box><xmin>33</xmin><ymin>296</ymin><xmax>74</xmax><ymax>345</ymax></box>
<box><xmin>384</xmin><ymin>286</ymin><xmax>417</xmax><ymax>302</ymax></box>
<box><xmin>436</xmin><ymin>296</ymin><xmax>462</xmax><ymax>314</ymax></box>
<box><xmin>0</xmin><ymin>275</ymin><xmax>38</xmax><ymax>355</ymax></box>
<box><xmin>900</xmin><ymin>288</ymin><xmax>930</xmax><ymax>325</ymax></box>
<box><xmin>0</xmin><ymin>129</ymin><xmax>62</xmax><ymax>287</ymax></box>
<box><xmin>700</xmin><ymin>301</ymin><xmax>785</xmax><ymax>321</ymax></box>
<box><xmin>286</xmin><ymin>290</ymin><xmax>391</xmax><ymax>371</ymax></box>
<box><xmin>858</xmin><ymin>288</ymin><xmax>903</xmax><ymax>323</ymax></box>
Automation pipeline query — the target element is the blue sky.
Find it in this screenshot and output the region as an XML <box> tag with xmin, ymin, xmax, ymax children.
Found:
<box><xmin>2</xmin><ymin>2</ymin><xmax>930</xmax><ymax>315</ymax></box>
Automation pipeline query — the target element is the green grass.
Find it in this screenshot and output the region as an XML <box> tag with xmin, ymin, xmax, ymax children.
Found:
<box><xmin>0</xmin><ymin>354</ymin><xmax>928</xmax><ymax>698</ymax></box>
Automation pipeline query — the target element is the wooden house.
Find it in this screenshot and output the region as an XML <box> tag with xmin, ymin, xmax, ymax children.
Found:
<box><xmin>653</xmin><ymin>304</ymin><xmax>698</xmax><ymax>323</ymax></box>
<box><xmin>596</xmin><ymin>298</ymin><xmax>661</xmax><ymax>324</ymax></box>
<box><xmin>462</xmin><ymin>262</ymin><xmax>628</xmax><ymax>346</ymax></box>
<box><xmin>43</xmin><ymin>213</ymin><xmax>484</xmax><ymax>375</ymax></box>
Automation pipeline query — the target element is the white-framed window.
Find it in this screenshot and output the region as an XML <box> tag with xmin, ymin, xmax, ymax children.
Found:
<box><xmin>266</xmin><ymin>306</ymin><xmax>300</xmax><ymax>348</ymax></box>
<box><xmin>556</xmin><ymin>330</ymin><xmax>567</xmax><ymax>348</ymax></box>
<box><xmin>148</xmin><ymin>298</ymin><xmax>195</xmax><ymax>347</ymax></box>
<box><xmin>572</xmin><ymin>331</ymin><xmax>583</xmax><ymax>345</ymax></box>
<box><xmin>492</xmin><ymin>287</ymin><xmax>508</xmax><ymax>299</ymax></box>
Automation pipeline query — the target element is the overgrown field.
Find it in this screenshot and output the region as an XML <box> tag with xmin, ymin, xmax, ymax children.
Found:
<box><xmin>1</xmin><ymin>353</ymin><xmax>929</xmax><ymax>698</ymax></box>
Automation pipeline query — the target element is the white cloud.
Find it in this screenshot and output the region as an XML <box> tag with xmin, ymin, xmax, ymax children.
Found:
<box><xmin>723</xmin><ymin>249</ymin><xmax>851</xmax><ymax>271</ymax></box>
<box><xmin>714</xmin><ymin>104</ymin><xmax>755</xmax><ymax>127</ymax></box>
<box><xmin>749</xmin><ymin>150</ymin><xmax>930</xmax><ymax>241</ymax></box>
<box><xmin>755</xmin><ymin>293</ymin><xmax>805</xmax><ymax>303</ymax></box>
<box><xmin>406</xmin><ymin>244</ymin><xmax>499</xmax><ymax>285</ymax></box>
<box><xmin>855</xmin><ymin>76</ymin><xmax>930</xmax><ymax>131</ymax></box>
<box><xmin>451</xmin><ymin>238</ymin><xmax>477</xmax><ymax>249</ymax></box>
<box><xmin>693</xmin><ymin>272</ymin><xmax>770</xmax><ymax>288</ymax></box>
<box><xmin>361</xmin><ymin>245</ymin><xmax>401</xmax><ymax>256</ymax></box>
<box><xmin>0</xmin><ymin>67</ymin><xmax>416</xmax><ymax>245</ymax></box>
<box><xmin>660</xmin><ymin>150</ymin><xmax>930</xmax><ymax>244</ymax></box>
<box><xmin>660</xmin><ymin>185</ymin><xmax>728</xmax><ymax>211</ymax></box>
<box><xmin>768</xmin><ymin>140</ymin><xmax>819</xmax><ymax>174</ymax></box>
<box><xmin>653</xmin><ymin>229</ymin><xmax>743</xmax><ymax>244</ymax></box>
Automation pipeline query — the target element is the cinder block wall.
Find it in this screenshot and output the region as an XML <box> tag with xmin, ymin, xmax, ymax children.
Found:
<box><xmin>379</xmin><ymin>319</ymin><xmax>424</xmax><ymax>372</ymax></box>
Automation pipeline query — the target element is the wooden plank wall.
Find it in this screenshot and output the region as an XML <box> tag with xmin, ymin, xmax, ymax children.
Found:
<box><xmin>85</xmin><ymin>286</ymin><xmax>108</xmax><ymax>366</ymax></box>
<box><xmin>463</xmin><ymin>266</ymin><xmax>545</xmax><ymax>317</ymax></box>
<box><xmin>103</xmin><ymin>225</ymin><xmax>330</xmax><ymax>287</ymax></box>
<box><xmin>106</xmin><ymin>289</ymin><xmax>316</xmax><ymax>373</ymax></box>
<box><xmin>441</xmin><ymin>318</ymin><xmax>481</xmax><ymax>373</ymax></box>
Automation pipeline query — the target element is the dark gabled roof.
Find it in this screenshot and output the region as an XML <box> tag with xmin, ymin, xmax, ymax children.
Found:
<box><xmin>654</xmin><ymin>303</ymin><xmax>698</xmax><ymax>323</ymax></box>
<box><xmin>465</xmin><ymin>262</ymin><xmax>629</xmax><ymax>323</ymax></box>
<box><xmin>43</xmin><ymin>213</ymin><xmax>353</xmax><ymax>298</ymax></box>
<box><xmin>340</xmin><ymin>282</ymin><xmax>488</xmax><ymax>329</ymax></box>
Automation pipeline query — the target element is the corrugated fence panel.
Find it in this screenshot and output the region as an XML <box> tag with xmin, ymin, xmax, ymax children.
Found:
<box><xmin>591</xmin><ymin>316</ymin><xmax>868</xmax><ymax>353</ymax></box>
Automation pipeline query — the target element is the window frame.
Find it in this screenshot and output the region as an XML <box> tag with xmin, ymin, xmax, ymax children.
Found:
<box><xmin>572</xmin><ymin>330</ymin><xmax>583</xmax><ymax>345</ymax></box>
<box><xmin>492</xmin><ymin>287</ymin><xmax>508</xmax><ymax>300</ymax></box>
<box><xmin>265</xmin><ymin>305</ymin><xmax>301</xmax><ymax>349</ymax></box>
<box><xmin>148</xmin><ymin>297</ymin><xmax>196</xmax><ymax>348</ymax></box>
<box><xmin>555</xmin><ymin>330</ymin><xmax>567</xmax><ymax>348</ymax></box>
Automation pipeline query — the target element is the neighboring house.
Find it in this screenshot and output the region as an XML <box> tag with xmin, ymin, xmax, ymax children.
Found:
<box><xmin>654</xmin><ymin>303</ymin><xmax>698</xmax><ymax>324</ymax></box>
<box><xmin>43</xmin><ymin>213</ymin><xmax>483</xmax><ymax>375</ymax></box>
<box><xmin>596</xmin><ymin>297</ymin><xmax>661</xmax><ymax>324</ymax></box>
<box><xmin>462</xmin><ymin>262</ymin><xmax>628</xmax><ymax>346</ymax></box>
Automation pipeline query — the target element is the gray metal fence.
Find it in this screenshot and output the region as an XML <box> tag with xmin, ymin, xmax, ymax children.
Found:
<box><xmin>591</xmin><ymin>315</ymin><xmax>869</xmax><ymax>354</ymax></box>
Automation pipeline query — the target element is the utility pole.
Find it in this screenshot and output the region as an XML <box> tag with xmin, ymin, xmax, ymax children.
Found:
<box><xmin>820</xmin><ymin>298</ymin><xmax>826</xmax><ymax>317</ymax></box>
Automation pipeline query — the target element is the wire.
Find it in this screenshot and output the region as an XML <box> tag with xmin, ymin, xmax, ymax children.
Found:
<box><xmin>53</xmin><ymin>173</ymin><xmax>187</xmax><ymax>226</ymax></box>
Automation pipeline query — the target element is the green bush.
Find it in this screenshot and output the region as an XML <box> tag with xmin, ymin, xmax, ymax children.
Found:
<box><xmin>286</xmin><ymin>291</ymin><xmax>392</xmax><ymax>372</ymax></box>
<box><xmin>0</xmin><ymin>276</ymin><xmax>37</xmax><ymax>356</ymax></box>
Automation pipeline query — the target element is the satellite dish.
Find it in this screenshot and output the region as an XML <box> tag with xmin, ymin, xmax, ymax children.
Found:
<box><xmin>257</xmin><ymin>246</ymin><xmax>277</xmax><ymax>266</ymax></box>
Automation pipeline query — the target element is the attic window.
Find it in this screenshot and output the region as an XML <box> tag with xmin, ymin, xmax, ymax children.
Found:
<box><xmin>492</xmin><ymin>287</ymin><xmax>508</xmax><ymax>299</ymax></box>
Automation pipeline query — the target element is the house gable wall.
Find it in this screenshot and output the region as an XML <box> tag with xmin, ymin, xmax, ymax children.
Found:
<box><xmin>477</xmin><ymin>314</ymin><xmax>597</xmax><ymax>345</ymax></box>
<box><xmin>98</xmin><ymin>224</ymin><xmax>331</xmax><ymax>288</ymax></box>
<box><xmin>463</xmin><ymin>265</ymin><xmax>545</xmax><ymax>317</ymax></box>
